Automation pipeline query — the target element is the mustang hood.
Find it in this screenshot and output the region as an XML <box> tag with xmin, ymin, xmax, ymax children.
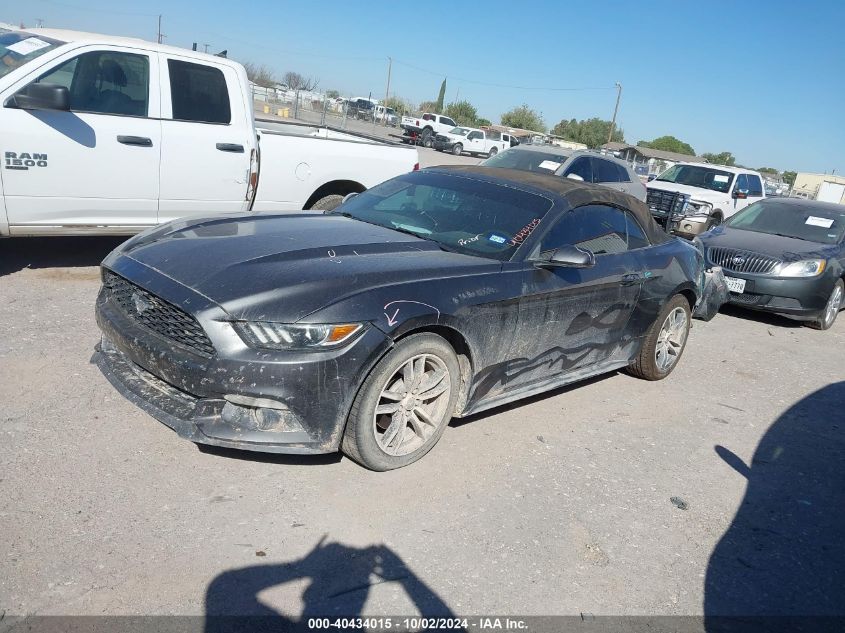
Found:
<box><xmin>114</xmin><ymin>214</ymin><xmax>497</xmax><ymax>322</ymax></box>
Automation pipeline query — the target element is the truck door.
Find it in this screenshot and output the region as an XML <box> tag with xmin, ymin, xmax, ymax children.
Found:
<box><xmin>466</xmin><ymin>130</ymin><xmax>485</xmax><ymax>153</ymax></box>
<box><xmin>1</xmin><ymin>47</ymin><xmax>161</xmax><ymax>231</ymax></box>
<box><xmin>158</xmin><ymin>55</ymin><xmax>253</xmax><ymax>223</ymax></box>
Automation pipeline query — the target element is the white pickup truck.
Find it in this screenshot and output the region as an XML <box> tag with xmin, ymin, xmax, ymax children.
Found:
<box><xmin>432</xmin><ymin>127</ymin><xmax>508</xmax><ymax>157</ymax></box>
<box><xmin>0</xmin><ymin>27</ymin><xmax>419</xmax><ymax>236</ymax></box>
<box><xmin>399</xmin><ymin>112</ymin><xmax>457</xmax><ymax>147</ymax></box>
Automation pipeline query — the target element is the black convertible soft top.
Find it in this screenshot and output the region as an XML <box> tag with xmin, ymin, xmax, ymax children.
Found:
<box><xmin>427</xmin><ymin>165</ymin><xmax>671</xmax><ymax>245</ymax></box>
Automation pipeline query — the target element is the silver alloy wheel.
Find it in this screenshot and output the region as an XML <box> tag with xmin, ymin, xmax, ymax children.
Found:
<box><xmin>372</xmin><ymin>353</ymin><xmax>452</xmax><ymax>457</ymax></box>
<box><xmin>655</xmin><ymin>307</ymin><xmax>688</xmax><ymax>372</ymax></box>
<box><xmin>823</xmin><ymin>284</ymin><xmax>843</xmax><ymax>327</ymax></box>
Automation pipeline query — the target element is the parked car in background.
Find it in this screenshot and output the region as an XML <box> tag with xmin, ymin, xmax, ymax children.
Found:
<box><xmin>698</xmin><ymin>198</ymin><xmax>845</xmax><ymax>329</ymax></box>
<box><xmin>0</xmin><ymin>27</ymin><xmax>419</xmax><ymax>236</ymax></box>
<box><xmin>432</xmin><ymin>126</ymin><xmax>508</xmax><ymax>157</ymax></box>
<box><xmin>647</xmin><ymin>164</ymin><xmax>766</xmax><ymax>237</ymax></box>
<box><xmin>400</xmin><ymin>112</ymin><xmax>457</xmax><ymax>146</ymax></box>
<box><xmin>94</xmin><ymin>166</ymin><xmax>702</xmax><ymax>470</ymax></box>
<box><xmin>481</xmin><ymin>146</ymin><xmax>647</xmax><ymax>202</ymax></box>
<box><xmin>347</xmin><ymin>97</ymin><xmax>377</xmax><ymax>120</ymax></box>
<box><xmin>373</xmin><ymin>104</ymin><xmax>398</xmax><ymax>126</ymax></box>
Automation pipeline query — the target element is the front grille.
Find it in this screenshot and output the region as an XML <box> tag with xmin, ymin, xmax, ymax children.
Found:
<box><xmin>102</xmin><ymin>270</ymin><xmax>214</xmax><ymax>357</ymax></box>
<box><xmin>647</xmin><ymin>189</ymin><xmax>685</xmax><ymax>217</ymax></box>
<box><xmin>435</xmin><ymin>134</ymin><xmax>449</xmax><ymax>142</ymax></box>
<box><xmin>707</xmin><ymin>247</ymin><xmax>781</xmax><ymax>274</ymax></box>
<box><xmin>729</xmin><ymin>293</ymin><xmax>772</xmax><ymax>306</ymax></box>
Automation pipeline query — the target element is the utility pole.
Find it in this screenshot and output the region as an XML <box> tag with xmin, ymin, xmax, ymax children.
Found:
<box><xmin>35</xmin><ymin>18</ymin><xmax>44</xmax><ymax>28</ymax></box>
<box><xmin>607</xmin><ymin>82</ymin><xmax>622</xmax><ymax>145</ymax></box>
<box><xmin>157</xmin><ymin>15</ymin><xmax>162</xmax><ymax>44</ymax></box>
<box><xmin>383</xmin><ymin>57</ymin><xmax>392</xmax><ymax>126</ymax></box>
<box><xmin>203</xmin><ymin>43</ymin><xmax>210</xmax><ymax>54</ymax></box>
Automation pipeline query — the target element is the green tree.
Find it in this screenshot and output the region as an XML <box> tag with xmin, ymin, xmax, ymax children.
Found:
<box><xmin>444</xmin><ymin>100</ymin><xmax>478</xmax><ymax>126</ymax></box>
<box><xmin>476</xmin><ymin>117</ymin><xmax>492</xmax><ymax>127</ymax></box>
<box><xmin>501</xmin><ymin>104</ymin><xmax>545</xmax><ymax>133</ymax></box>
<box><xmin>756</xmin><ymin>166</ymin><xmax>778</xmax><ymax>174</ymax></box>
<box><xmin>382</xmin><ymin>96</ymin><xmax>412</xmax><ymax>115</ymax></box>
<box><xmin>701</xmin><ymin>151</ymin><xmax>736</xmax><ymax>166</ymax></box>
<box><xmin>551</xmin><ymin>117</ymin><xmax>623</xmax><ymax>148</ymax></box>
<box><xmin>325</xmin><ymin>89</ymin><xmax>340</xmax><ymax>99</ymax></box>
<box><xmin>638</xmin><ymin>136</ymin><xmax>695</xmax><ymax>156</ymax></box>
<box><xmin>782</xmin><ymin>171</ymin><xmax>797</xmax><ymax>186</ymax></box>
<box><xmin>418</xmin><ymin>100</ymin><xmax>438</xmax><ymax>113</ymax></box>
<box><xmin>435</xmin><ymin>78</ymin><xmax>447</xmax><ymax>113</ymax></box>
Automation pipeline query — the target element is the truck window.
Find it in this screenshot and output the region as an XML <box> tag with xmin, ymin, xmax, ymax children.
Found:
<box><xmin>36</xmin><ymin>51</ymin><xmax>149</xmax><ymax>117</ymax></box>
<box><xmin>468</xmin><ymin>131</ymin><xmax>482</xmax><ymax>140</ymax></box>
<box><xmin>167</xmin><ymin>59</ymin><xmax>231</xmax><ymax>124</ymax></box>
<box><xmin>441</xmin><ymin>117</ymin><xmax>456</xmax><ymax>127</ymax></box>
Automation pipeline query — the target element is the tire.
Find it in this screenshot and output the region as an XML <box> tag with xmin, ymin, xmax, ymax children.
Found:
<box><xmin>452</xmin><ymin>143</ymin><xmax>463</xmax><ymax>156</ymax></box>
<box><xmin>310</xmin><ymin>194</ymin><xmax>344</xmax><ymax>212</ymax></box>
<box><xmin>808</xmin><ymin>279</ymin><xmax>843</xmax><ymax>330</ymax></box>
<box><xmin>705</xmin><ymin>213</ymin><xmax>723</xmax><ymax>231</ymax></box>
<box><xmin>341</xmin><ymin>333</ymin><xmax>460</xmax><ymax>471</ymax></box>
<box><xmin>488</xmin><ymin>147</ymin><xmax>498</xmax><ymax>157</ymax></box>
<box><xmin>421</xmin><ymin>128</ymin><xmax>433</xmax><ymax>148</ymax></box>
<box><xmin>627</xmin><ymin>294</ymin><xmax>691</xmax><ymax>381</ymax></box>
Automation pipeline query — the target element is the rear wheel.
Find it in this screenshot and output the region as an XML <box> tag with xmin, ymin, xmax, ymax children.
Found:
<box><xmin>421</xmin><ymin>128</ymin><xmax>433</xmax><ymax>148</ymax></box>
<box><xmin>310</xmin><ymin>194</ymin><xmax>344</xmax><ymax>212</ymax></box>
<box><xmin>452</xmin><ymin>143</ymin><xmax>463</xmax><ymax>156</ymax></box>
<box><xmin>488</xmin><ymin>147</ymin><xmax>498</xmax><ymax>157</ymax></box>
<box><xmin>809</xmin><ymin>279</ymin><xmax>843</xmax><ymax>330</ymax></box>
<box><xmin>627</xmin><ymin>295</ymin><xmax>691</xmax><ymax>380</ymax></box>
<box><xmin>342</xmin><ymin>333</ymin><xmax>459</xmax><ymax>471</ymax></box>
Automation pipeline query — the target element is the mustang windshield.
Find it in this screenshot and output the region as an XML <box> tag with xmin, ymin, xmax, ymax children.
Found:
<box><xmin>656</xmin><ymin>165</ymin><xmax>734</xmax><ymax>193</ymax></box>
<box><xmin>332</xmin><ymin>172</ymin><xmax>554</xmax><ymax>261</ymax></box>
<box><xmin>726</xmin><ymin>200</ymin><xmax>845</xmax><ymax>245</ymax></box>
<box><xmin>0</xmin><ymin>29</ymin><xmax>63</xmax><ymax>79</ymax></box>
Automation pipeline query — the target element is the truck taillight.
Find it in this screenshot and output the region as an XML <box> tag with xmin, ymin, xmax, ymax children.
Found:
<box><xmin>415</xmin><ymin>120</ymin><xmax>420</xmax><ymax>126</ymax></box>
<box><xmin>246</xmin><ymin>148</ymin><xmax>259</xmax><ymax>207</ymax></box>
<box><xmin>413</xmin><ymin>163</ymin><xmax>420</xmax><ymax>171</ymax></box>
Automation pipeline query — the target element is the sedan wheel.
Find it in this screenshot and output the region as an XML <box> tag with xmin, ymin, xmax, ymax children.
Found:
<box><xmin>627</xmin><ymin>294</ymin><xmax>691</xmax><ymax>380</ymax></box>
<box><xmin>811</xmin><ymin>279</ymin><xmax>843</xmax><ymax>330</ymax></box>
<box><xmin>342</xmin><ymin>333</ymin><xmax>459</xmax><ymax>470</ymax></box>
<box><xmin>654</xmin><ymin>307</ymin><xmax>689</xmax><ymax>372</ymax></box>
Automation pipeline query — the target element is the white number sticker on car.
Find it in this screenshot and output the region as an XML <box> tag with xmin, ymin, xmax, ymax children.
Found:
<box><xmin>725</xmin><ymin>276</ymin><xmax>746</xmax><ymax>294</ymax></box>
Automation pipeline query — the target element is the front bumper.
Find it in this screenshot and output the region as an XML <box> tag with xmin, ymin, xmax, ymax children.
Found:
<box><xmin>432</xmin><ymin>139</ymin><xmax>456</xmax><ymax>151</ymax></box>
<box><xmin>668</xmin><ymin>215</ymin><xmax>710</xmax><ymax>237</ymax></box>
<box><xmin>94</xmin><ymin>276</ymin><xmax>392</xmax><ymax>454</ymax></box>
<box><xmin>714</xmin><ymin>271</ymin><xmax>833</xmax><ymax>319</ymax></box>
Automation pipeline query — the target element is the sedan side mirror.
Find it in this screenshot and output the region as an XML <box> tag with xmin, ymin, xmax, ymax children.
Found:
<box><xmin>537</xmin><ymin>245</ymin><xmax>595</xmax><ymax>269</ymax></box>
<box><xmin>733</xmin><ymin>189</ymin><xmax>748</xmax><ymax>200</ymax></box>
<box><xmin>9</xmin><ymin>83</ymin><xmax>70</xmax><ymax>111</ymax></box>
<box><xmin>566</xmin><ymin>173</ymin><xmax>584</xmax><ymax>182</ymax></box>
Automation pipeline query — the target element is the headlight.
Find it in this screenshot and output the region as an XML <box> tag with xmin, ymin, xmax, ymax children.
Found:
<box><xmin>774</xmin><ymin>259</ymin><xmax>827</xmax><ymax>277</ymax></box>
<box><xmin>686</xmin><ymin>201</ymin><xmax>713</xmax><ymax>216</ymax></box>
<box><xmin>233</xmin><ymin>322</ymin><xmax>364</xmax><ymax>350</ymax></box>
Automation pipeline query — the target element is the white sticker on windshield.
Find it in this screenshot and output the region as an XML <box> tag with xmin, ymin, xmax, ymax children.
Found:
<box><xmin>6</xmin><ymin>37</ymin><xmax>52</xmax><ymax>55</ymax></box>
<box><xmin>806</xmin><ymin>216</ymin><xmax>834</xmax><ymax>228</ymax></box>
<box><xmin>713</xmin><ymin>175</ymin><xmax>729</xmax><ymax>183</ymax></box>
<box><xmin>538</xmin><ymin>160</ymin><xmax>562</xmax><ymax>172</ymax></box>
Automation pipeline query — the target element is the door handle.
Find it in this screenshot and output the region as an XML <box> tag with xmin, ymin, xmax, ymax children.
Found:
<box><xmin>620</xmin><ymin>273</ymin><xmax>642</xmax><ymax>286</ymax></box>
<box><xmin>216</xmin><ymin>143</ymin><xmax>244</xmax><ymax>153</ymax></box>
<box><xmin>117</xmin><ymin>135</ymin><xmax>153</xmax><ymax>147</ymax></box>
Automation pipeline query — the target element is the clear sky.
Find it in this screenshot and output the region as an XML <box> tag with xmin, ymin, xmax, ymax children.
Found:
<box><xmin>4</xmin><ymin>0</ymin><xmax>843</xmax><ymax>174</ymax></box>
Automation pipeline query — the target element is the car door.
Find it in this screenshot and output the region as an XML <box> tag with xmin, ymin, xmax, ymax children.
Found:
<box><xmin>510</xmin><ymin>204</ymin><xmax>643</xmax><ymax>392</ymax></box>
<box><xmin>1</xmin><ymin>46</ymin><xmax>161</xmax><ymax>231</ymax></box>
<box><xmin>465</xmin><ymin>130</ymin><xmax>484</xmax><ymax>153</ymax></box>
<box><xmin>158</xmin><ymin>55</ymin><xmax>253</xmax><ymax>223</ymax></box>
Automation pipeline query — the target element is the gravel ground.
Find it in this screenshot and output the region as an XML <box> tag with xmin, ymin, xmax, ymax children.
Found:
<box><xmin>1</xmin><ymin>158</ymin><xmax>843</xmax><ymax>623</ymax></box>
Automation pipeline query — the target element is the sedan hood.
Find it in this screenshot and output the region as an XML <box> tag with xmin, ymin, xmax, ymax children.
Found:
<box><xmin>647</xmin><ymin>181</ymin><xmax>729</xmax><ymax>203</ymax></box>
<box><xmin>701</xmin><ymin>225</ymin><xmax>839</xmax><ymax>262</ymax></box>
<box><xmin>118</xmin><ymin>214</ymin><xmax>497</xmax><ymax>321</ymax></box>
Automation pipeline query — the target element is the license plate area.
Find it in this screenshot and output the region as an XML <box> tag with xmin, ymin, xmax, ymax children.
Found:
<box><xmin>725</xmin><ymin>276</ymin><xmax>746</xmax><ymax>294</ymax></box>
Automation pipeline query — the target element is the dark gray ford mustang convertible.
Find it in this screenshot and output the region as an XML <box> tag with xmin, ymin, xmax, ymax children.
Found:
<box><xmin>95</xmin><ymin>166</ymin><xmax>703</xmax><ymax>470</ymax></box>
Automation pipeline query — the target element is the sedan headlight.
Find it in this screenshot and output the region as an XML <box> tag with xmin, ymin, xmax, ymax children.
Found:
<box><xmin>774</xmin><ymin>259</ymin><xmax>827</xmax><ymax>277</ymax></box>
<box><xmin>233</xmin><ymin>322</ymin><xmax>364</xmax><ymax>350</ymax></box>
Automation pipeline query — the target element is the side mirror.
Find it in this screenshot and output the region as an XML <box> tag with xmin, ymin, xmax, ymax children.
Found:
<box><xmin>647</xmin><ymin>174</ymin><xmax>657</xmax><ymax>182</ymax></box>
<box><xmin>566</xmin><ymin>173</ymin><xmax>584</xmax><ymax>182</ymax></box>
<box><xmin>733</xmin><ymin>189</ymin><xmax>748</xmax><ymax>200</ymax></box>
<box><xmin>537</xmin><ymin>245</ymin><xmax>595</xmax><ymax>269</ymax></box>
<box><xmin>10</xmin><ymin>83</ymin><xmax>70</xmax><ymax>111</ymax></box>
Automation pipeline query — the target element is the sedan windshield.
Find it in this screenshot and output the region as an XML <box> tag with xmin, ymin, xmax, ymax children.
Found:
<box><xmin>656</xmin><ymin>165</ymin><xmax>734</xmax><ymax>193</ymax></box>
<box><xmin>0</xmin><ymin>29</ymin><xmax>63</xmax><ymax>79</ymax></box>
<box><xmin>726</xmin><ymin>200</ymin><xmax>845</xmax><ymax>245</ymax></box>
<box><xmin>331</xmin><ymin>171</ymin><xmax>554</xmax><ymax>261</ymax></box>
<box><xmin>482</xmin><ymin>148</ymin><xmax>571</xmax><ymax>173</ymax></box>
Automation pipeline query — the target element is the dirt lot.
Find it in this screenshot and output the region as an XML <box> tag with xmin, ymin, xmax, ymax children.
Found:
<box><xmin>1</xmin><ymin>157</ymin><xmax>843</xmax><ymax>624</ymax></box>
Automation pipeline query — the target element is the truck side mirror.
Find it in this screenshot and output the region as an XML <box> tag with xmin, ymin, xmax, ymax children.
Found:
<box><xmin>733</xmin><ymin>189</ymin><xmax>748</xmax><ymax>200</ymax></box>
<box><xmin>9</xmin><ymin>83</ymin><xmax>70</xmax><ymax>111</ymax></box>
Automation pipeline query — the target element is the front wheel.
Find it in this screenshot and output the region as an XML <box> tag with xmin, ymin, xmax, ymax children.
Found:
<box><xmin>627</xmin><ymin>294</ymin><xmax>691</xmax><ymax>380</ymax></box>
<box><xmin>310</xmin><ymin>194</ymin><xmax>344</xmax><ymax>212</ymax></box>
<box><xmin>452</xmin><ymin>143</ymin><xmax>463</xmax><ymax>156</ymax></box>
<box><xmin>342</xmin><ymin>333</ymin><xmax>460</xmax><ymax>470</ymax></box>
<box><xmin>809</xmin><ymin>279</ymin><xmax>843</xmax><ymax>330</ymax></box>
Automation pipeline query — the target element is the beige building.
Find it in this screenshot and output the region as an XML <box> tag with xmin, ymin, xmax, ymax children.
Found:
<box><xmin>791</xmin><ymin>172</ymin><xmax>845</xmax><ymax>204</ymax></box>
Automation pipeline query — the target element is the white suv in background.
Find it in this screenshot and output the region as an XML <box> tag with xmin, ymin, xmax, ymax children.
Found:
<box><xmin>646</xmin><ymin>163</ymin><xmax>766</xmax><ymax>237</ymax></box>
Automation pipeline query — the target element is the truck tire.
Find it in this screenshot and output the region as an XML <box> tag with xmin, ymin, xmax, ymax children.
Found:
<box><xmin>452</xmin><ymin>143</ymin><xmax>463</xmax><ymax>156</ymax></box>
<box><xmin>626</xmin><ymin>294</ymin><xmax>691</xmax><ymax>381</ymax></box>
<box><xmin>705</xmin><ymin>212</ymin><xmax>723</xmax><ymax>231</ymax></box>
<box><xmin>341</xmin><ymin>333</ymin><xmax>460</xmax><ymax>470</ymax></box>
<box><xmin>310</xmin><ymin>194</ymin><xmax>344</xmax><ymax>212</ymax></box>
<box><xmin>488</xmin><ymin>147</ymin><xmax>498</xmax><ymax>157</ymax></box>
<box><xmin>421</xmin><ymin>128</ymin><xmax>433</xmax><ymax>148</ymax></box>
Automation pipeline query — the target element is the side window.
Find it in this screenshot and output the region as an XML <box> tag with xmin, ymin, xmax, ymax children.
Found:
<box><xmin>565</xmin><ymin>157</ymin><xmax>594</xmax><ymax>183</ymax></box>
<box><xmin>747</xmin><ymin>175</ymin><xmax>763</xmax><ymax>197</ymax></box>
<box><xmin>625</xmin><ymin>211</ymin><xmax>650</xmax><ymax>249</ymax></box>
<box><xmin>541</xmin><ymin>205</ymin><xmax>629</xmax><ymax>255</ymax></box>
<box><xmin>468</xmin><ymin>131</ymin><xmax>482</xmax><ymax>140</ymax></box>
<box><xmin>167</xmin><ymin>59</ymin><xmax>231</xmax><ymax>124</ymax></box>
<box><xmin>593</xmin><ymin>158</ymin><xmax>620</xmax><ymax>183</ymax></box>
<box><xmin>36</xmin><ymin>51</ymin><xmax>149</xmax><ymax>116</ymax></box>
<box><xmin>441</xmin><ymin>117</ymin><xmax>456</xmax><ymax>127</ymax></box>
<box><xmin>615</xmin><ymin>162</ymin><xmax>631</xmax><ymax>182</ymax></box>
<box><xmin>735</xmin><ymin>174</ymin><xmax>749</xmax><ymax>193</ymax></box>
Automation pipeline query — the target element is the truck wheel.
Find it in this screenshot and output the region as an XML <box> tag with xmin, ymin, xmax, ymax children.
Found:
<box><xmin>488</xmin><ymin>147</ymin><xmax>498</xmax><ymax>157</ymax></box>
<box><xmin>421</xmin><ymin>128</ymin><xmax>433</xmax><ymax>148</ymax></box>
<box><xmin>341</xmin><ymin>333</ymin><xmax>460</xmax><ymax>470</ymax></box>
<box><xmin>705</xmin><ymin>212</ymin><xmax>723</xmax><ymax>231</ymax></box>
<box><xmin>809</xmin><ymin>280</ymin><xmax>843</xmax><ymax>330</ymax></box>
<box><xmin>452</xmin><ymin>143</ymin><xmax>463</xmax><ymax>156</ymax></box>
<box><xmin>310</xmin><ymin>194</ymin><xmax>344</xmax><ymax>212</ymax></box>
<box><xmin>626</xmin><ymin>294</ymin><xmax>691</xmax><ymax>381</ymax></box>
